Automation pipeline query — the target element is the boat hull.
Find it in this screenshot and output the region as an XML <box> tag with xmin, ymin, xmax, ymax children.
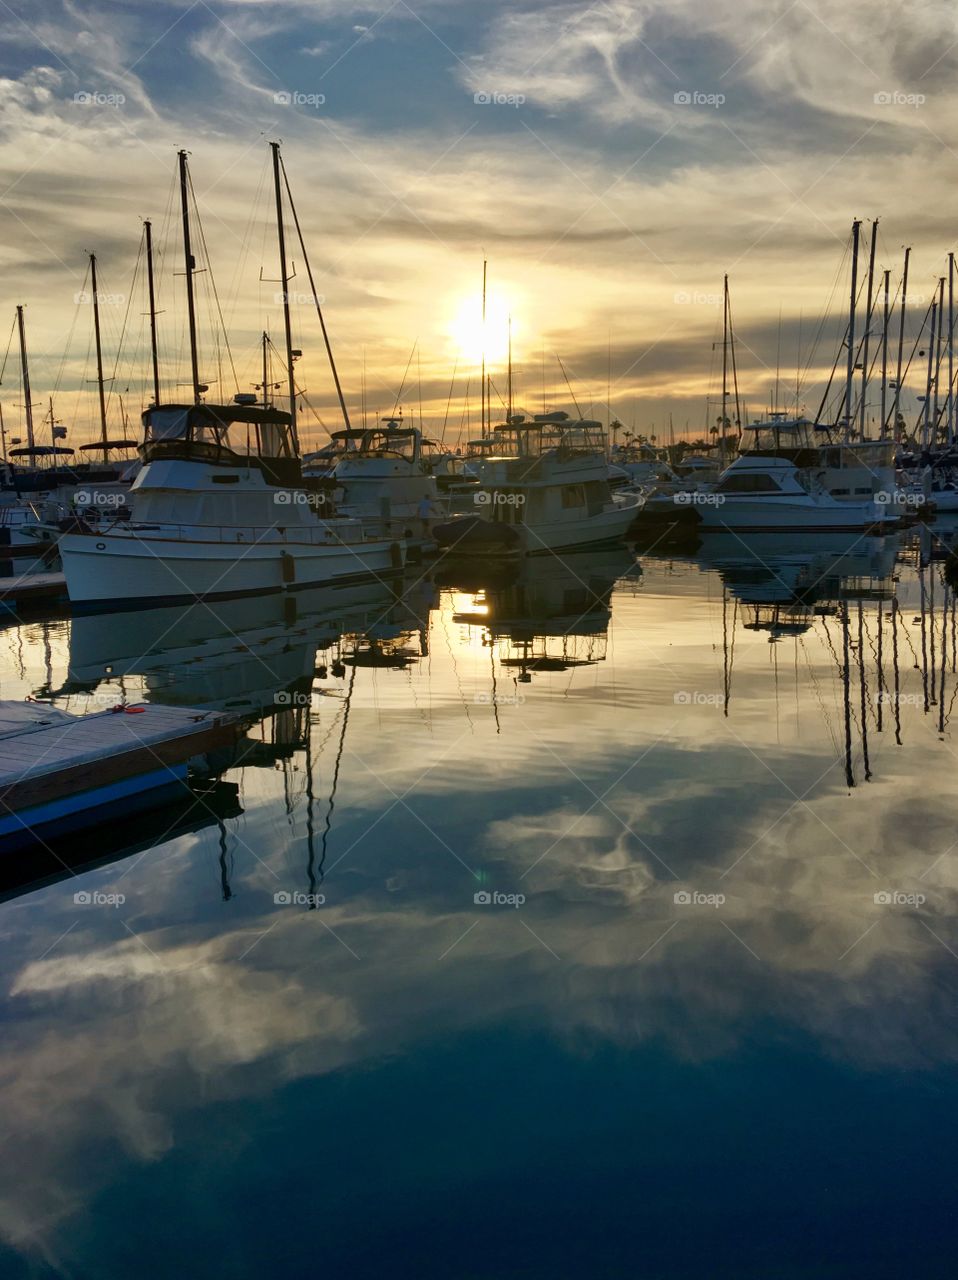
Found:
<box><xmin>59</xmin><ymin>530</ymin><xmax>404</xmax><ymax>610</ymax></box>
<box><xmin>693</xmin><ymin>497</ymin><xmax>895</xmax><ymax>533</ymax></box>
<box><xmin>522</xmin><ymin>501</ymin><xmax>642</xmax><ymax>554</ymax></box>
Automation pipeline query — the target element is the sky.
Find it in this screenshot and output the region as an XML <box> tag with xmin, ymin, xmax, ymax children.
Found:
<box><xmin>0</xmin><ymin>0</ymin><xmax>957</xmax><ymax>451</ymax></box>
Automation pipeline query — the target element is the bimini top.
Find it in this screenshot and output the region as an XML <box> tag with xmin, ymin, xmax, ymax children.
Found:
<box><xmin>143</xmin><ymin>403</ymin><xmax>292</xmax><ymax>434</ymax></box>
<box><xmin>330</xmin><ymin>428</ymin><xmax>369</xmax><ymax>443</ymax></box>
<box><xmin>8</xmin><ymin>445</ymin><xmax>75</xmax><ymax>458</ymax></box>
<box><xmin>78</xmin><ymin>439</ymin><xmax>139</xmax><ymax>452</ymax></box>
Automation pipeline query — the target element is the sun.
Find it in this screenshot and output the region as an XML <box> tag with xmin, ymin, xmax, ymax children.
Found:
<box><xmin>448</xmin><ymin>291</ymin><xmax>514</xmax><ymax>367</ymax></box>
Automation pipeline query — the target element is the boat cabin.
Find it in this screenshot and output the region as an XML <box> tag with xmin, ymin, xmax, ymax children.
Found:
<box><xmin>489</xmin><ymin>414</ymin><xmax>606</xmax><ymax>459</ymax></box>
<box><xmin>739</xmin><ymin>414</ymin><xmax>895</xmax><ymax>498</ymax></box>
<box><xmin>142</xmin><ymin>403</ymin><xmax>302</xmax><ymax>487</ymax></box>
<box><xmin>351</xmin><ymin>424</ymin><xmax>422</xmax><ymax>463</ymax></box>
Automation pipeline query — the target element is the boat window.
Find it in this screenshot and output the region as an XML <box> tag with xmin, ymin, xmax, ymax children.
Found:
<box><xmin>147</xmin><ymin>409</ymin><xmax>191</xmax><ymax>440</ymax></box>
<box><xmin>562</xmin><ymin>484</ymin><xmax>586</xmax><ymax>508</ymax></box>
<box><xmin>258</xmin><ymin>422</ymin><xmax>293</xmax><ymax>458</ymax></box>
<box><xmin>715</xmin><ymin>473</ymin><xmax>783</xmax><ymax>494</ymax></box>
<box><xmin>360</xmin><ymin>430</ymin><xmax>416</xmax><ymax>460</ymax></box>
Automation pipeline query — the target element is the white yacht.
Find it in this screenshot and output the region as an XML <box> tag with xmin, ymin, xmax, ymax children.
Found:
<box><xmin>332</xmin><ymin>419</ymin><xmax>442</xmax><ymax>529</ymax></box>
<box><xmin>59</xmin><ymin>402</ymin><xmax>404</xmax><ymax>610</ymax></box>
<box><xmin>695</xmin><ymin>419</ymin><xmax>902</xmax><ymax>532</ymax></box>
<box><xmin>433</xmin><ymin>414</ymin><xmax>642</xmax><ymax>555</ymax></box>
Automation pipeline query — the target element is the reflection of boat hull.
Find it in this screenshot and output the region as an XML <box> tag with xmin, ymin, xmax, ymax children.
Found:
<box><xmin>68</xmin><ymin>578</ymin><xmax>401</xmax><ymax>712</ymax></box>
<box><xmin>453</xmin><ymin>547</ymin><xmax>635</xmax><ymax>651</ymax></box>
<box><xmin>434</xmin><ymin>503</ymin><xmax>637</xmax><ymax>557</ymax></box>
<box><xmin>693</xmin><ymin>531</ymin><xmax>899</xmax><ymax>605</ymax></box>
<box><xmin>60</xmin><ymin>531</ymin><xmax>403</xmax><ymax>610</ymax></box>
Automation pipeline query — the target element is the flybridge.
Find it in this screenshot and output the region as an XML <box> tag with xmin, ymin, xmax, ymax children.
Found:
<box><xmin>490</xmin><ymin>413</ymin><xmax>607</xmax><ymax>458</ymax></box>
<box><xmin>141</xmin><ymin>402</ymin><xmax>300</xmax><ymax>486</ymax></box>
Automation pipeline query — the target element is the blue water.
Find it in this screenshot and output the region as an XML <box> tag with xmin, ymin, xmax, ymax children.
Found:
<box><xmin>0</xmin><ymin>530</ymin><xmax>956</xmax><ymax>1278</ymax></box>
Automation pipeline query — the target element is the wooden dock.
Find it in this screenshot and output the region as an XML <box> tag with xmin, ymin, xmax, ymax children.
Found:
<box><xmin>0</xmin><ymin>702</ymin><xmax>245</xmax><ymax>850</ymax></box>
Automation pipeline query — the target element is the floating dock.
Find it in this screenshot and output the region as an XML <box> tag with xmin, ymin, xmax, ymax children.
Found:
<box><xmin>0</xmin><ymin>570</ymin><xmax>68</xmax><ymax>616</ymax></box>
<box><xmin>0</xmin><ymin>702</ymin><xmax>245</xmax><ymax>851</ymax></box>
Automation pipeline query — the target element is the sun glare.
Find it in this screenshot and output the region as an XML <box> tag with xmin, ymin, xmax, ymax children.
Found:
<box><xmin>448</xmin><ymin>291</ymin><xmax>514</xmax><ymax>367</ymax></box>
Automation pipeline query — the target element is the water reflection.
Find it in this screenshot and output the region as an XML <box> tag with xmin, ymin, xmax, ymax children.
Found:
<box><xmin>1</xmin><ymin>536</ymin><xmax>957</xmax><ymax>1273</ymax></box>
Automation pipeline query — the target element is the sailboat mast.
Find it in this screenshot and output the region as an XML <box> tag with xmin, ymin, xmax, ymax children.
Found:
<box><xmin>859</xmin><ymin>218</ymin><xmax>878</xmax><ymax>438</ymax></box>
<box><xmin>481</xmin><ymin>259</ymin><xmax>487</xmax><ymax>433</ymax></box>
<box><xmin>261</xmin><ymin>330</ymin><xmax>269</xmax><ymax>407</ymax></box>
<box><xmin>880</xmin><ymin>268</ymin><xmax>890</xmax><ymax>436</ymax></box>
<box><xmin>177</xmin><ymin>150</ymin><xmax>201</xmax><ymax>403</ymax></box>
<box><xmin>16</xmin><ymin>305</ymin><xmax>35</xmax><ymax>452</ymax></box>
<box><xmin>270</xmin><ymin>141</ymin><xmax>298</xmax><ymax>453</ymax></box>
<box><xmin>949</xmin><ymin>252</ymin><xmax>955</xmax><ymax>447</ymax></box>
<box><xmin>507</xmin><ymin>314</ymin><xmax>513</xmax><ymax>422</ymax></box>
<box><xmin>892</xmin><ymin>246</ymin><xmax>910</xmax><ymax>438</ymax></box>
<box><xmin>277</xmin><ymin>151</ymin><xmax>351</xmax><ymax>431</ymax></box>
<box><xmin>89</xmin><ymin>253</ymin><xmax>109</xmax><ymax>463</ymax></box>
<box><xmin>923</xmin><ymin>299</ymin><xmax>937</xmax><ymax>450</ymax></box>
<box><xmin>721</xmin><ymin>273</ymin><xmax>729</xmax><ymax>466</ymax></box>
<box><xmin>844</xmin><ymin>219</ymin><xmax>861</xmax><ymax>438</ymax></box>
<box><xmin>934</xmin><ymin>276</ymin><xmax>945</xmax><ymax>438</ymax></box>
<box><xmin>144</xmin><ymin>219</ymin><xmax>161</xmax><ymax>407</ymax></box>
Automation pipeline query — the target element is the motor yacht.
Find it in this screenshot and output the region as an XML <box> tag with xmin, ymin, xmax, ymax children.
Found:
<box><xmin>433</xmin><ymin>413</ymin><xmax>642</xmax><ymax>555</ymax></box>
<box><xmin>59</xmin><ymin>402</ymin><xmax>404</xmax><ymax>610</ymax></box>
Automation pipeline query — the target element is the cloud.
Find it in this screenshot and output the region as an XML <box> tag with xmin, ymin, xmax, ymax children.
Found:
<box><xmin>0</xmin><ymin>0</ymin><xmax>955</xmax><ymax>446</ymax></box>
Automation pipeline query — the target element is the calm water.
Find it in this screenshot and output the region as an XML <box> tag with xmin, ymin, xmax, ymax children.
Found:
<box><xmin>1</xmin><ymin>528</ymin><xmax>957</xmax><ymax>1279</ymax></box>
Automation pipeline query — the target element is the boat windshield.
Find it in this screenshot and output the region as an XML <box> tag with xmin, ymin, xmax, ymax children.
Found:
<box><xmin>357</xmin><ymin>428</ymin><xmax>418</xmax><ymax>460</ymax></box>
<box><xmin>490</xmin><ymin>420</ymin><xmax>606</xmax><ymax>458</ymax></box>
<box><xmin>742</xmin><ymin>418</ymin><xmax>819</xmax><ymax>453</ymax></box>
<box><xmin>143</xmin><ymin>405</ymin><xmax>295</xmax><ymax>460</ymax></box>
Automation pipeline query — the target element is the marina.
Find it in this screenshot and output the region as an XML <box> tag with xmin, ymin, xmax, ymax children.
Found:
<box><xmin>2</xmin><ymin>184</ymin><xmax>957</xmax><ymax>1280</ymax></box>
<box><xmin>3</xmin><ymin>3</ymin><xmax>958</xmax><ymax>1275</ymax></box>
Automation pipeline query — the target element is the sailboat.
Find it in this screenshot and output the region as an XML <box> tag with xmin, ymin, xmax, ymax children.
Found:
<box><xmin>686</xmin><ymin>228</ymin><xmax>902</xmax><ymax>533</ymax></box>
<box><xmin>59</xmin><ymin>146</ymin><xmax>404</xmax><ymax>609</ymax></box>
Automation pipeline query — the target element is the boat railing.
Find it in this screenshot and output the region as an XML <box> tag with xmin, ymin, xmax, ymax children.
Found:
<box><xmin>112</xmin><ymin>520</ymin><xmax>388</xmax><ymax>546</ymax></box>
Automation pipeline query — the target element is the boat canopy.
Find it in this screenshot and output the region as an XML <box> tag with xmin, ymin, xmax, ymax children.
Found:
<box><xmin>142</xmin><ymin>402</ymin><xmax>300</xmax><ymax>483</ymax></box>
<box><xmin>144</xmin><ymin>403</ymin><xmax>294</xmax><ymax>457</ymax></box>
<box><xmin>78</xmin><ymin>439</ymin><xmax>139</xmax><ymax>452</ymax></box>
<box><xmin>354</xmin><ymin>425</ymin><xmax>420</xmax><ymax>459</ymax></box>
<box><xmin>490</xmin><ymin>417</ymin><xmax>606</xmax><ymax>457</ymax></box>
<box><xmin>742</xmin><ymin>418</ymin><xmax>824</xmax><ymax>453</ymax></box>
<box><xmin>8</xmin><ymin>445</ymin><xmax>75</xmax><ymax>457</ymax></box>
